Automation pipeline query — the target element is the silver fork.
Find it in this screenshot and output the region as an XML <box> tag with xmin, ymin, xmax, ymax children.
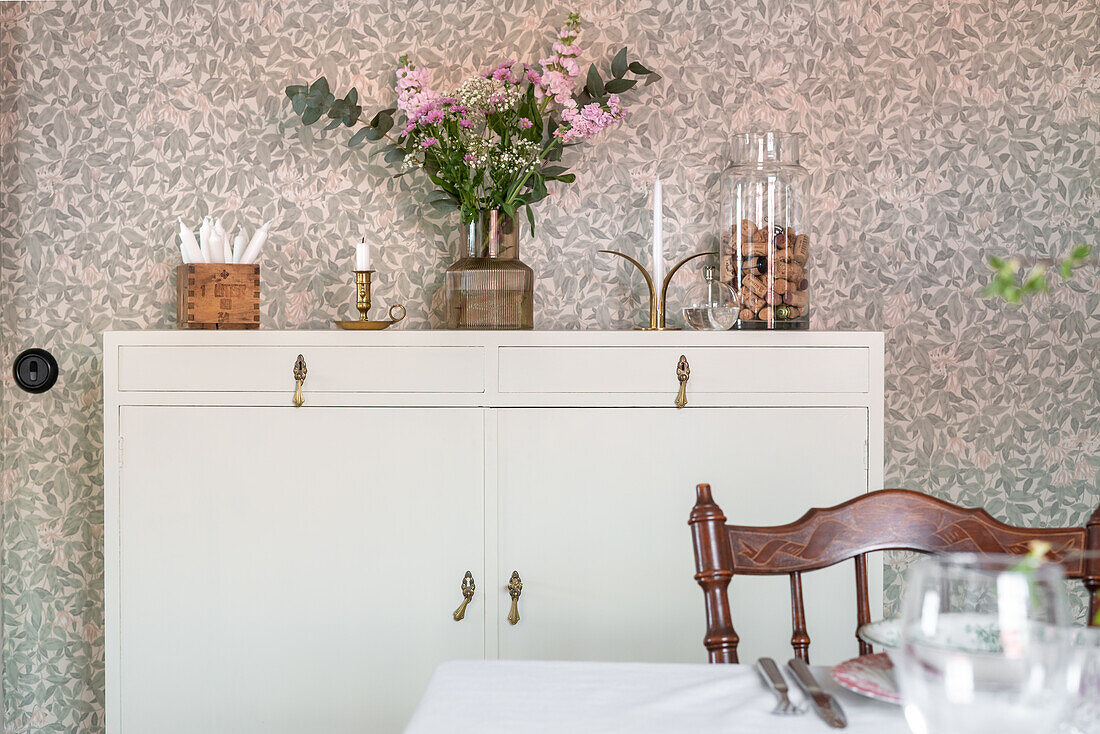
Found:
<box><xmin>756</xmin><ymin>657</ymin><xmax>806</xmax><ymax>715</ymax></box>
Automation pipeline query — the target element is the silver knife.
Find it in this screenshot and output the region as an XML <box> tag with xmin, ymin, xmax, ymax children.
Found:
<box><xmin>787</xmin><ymin>658</ymin><xmax>847</xmax><ymax>728</ymax></box>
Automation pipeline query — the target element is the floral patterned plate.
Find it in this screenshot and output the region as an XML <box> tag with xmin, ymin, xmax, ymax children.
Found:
<box><xmin>831</xmin><ymin>653</ymin><xmax>900</xmax><ymax>704</ymax></box>
<box><xmin>858</xmin><ymin>614</ymin><xmax>1004</xmax><ymax>655</ymax></box>
<box><xmin>857</xmin><ymin>618</ymin><xmax>902</xmax><ymax>650</ymax></box>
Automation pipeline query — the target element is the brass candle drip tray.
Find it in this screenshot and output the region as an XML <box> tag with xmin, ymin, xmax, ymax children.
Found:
<box><xmin>334</xmin><ymin>269</ymin><xmax>407</xmax><ymax>330</ymax></box>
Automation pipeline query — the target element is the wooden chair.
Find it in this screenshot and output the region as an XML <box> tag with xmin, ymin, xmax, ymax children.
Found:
<box><xmin>689</xmin><ymin>485</ymin><xmax>1100</xmax><ymax>664</ymax></box>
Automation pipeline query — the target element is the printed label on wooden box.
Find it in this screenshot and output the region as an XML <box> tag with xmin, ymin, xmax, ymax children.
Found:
<box><xmin>176</xmin><ymin>264</ymin><xmax>260</xmax><ymax>330</ymax></box>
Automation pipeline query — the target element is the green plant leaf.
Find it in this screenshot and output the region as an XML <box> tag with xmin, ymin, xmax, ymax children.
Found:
<box><xmin>346</xmin><ymin>88</ymin><xmax>358</xmax><ymax>105</ymax></box>
<box><xmin>309</xmin><ymin>76</ymin><xmax>329</xmax><ymax>96</ymax></box>
<box><xmin>586</xmin><ymin>64</ymin><xmax>605</xmax><ymax>97</ymax></box>
<box><xmin>611</xmin><ymin>47</ymin><xmax>628</xmax><ymax>79</ymax></box>
<box><xmin>628</xmin><ymin>61</ymin><xmax>654</xmax><ymax>75</ymax></box>
<box><xmin>430</xmin><ymin>198</ymin><xmax>459</xmax><ymax>212</ymax></box>
<box><xmin>603</xmin><ymin>78</ymin><xmax>637</xmax><ymax>94</ymax></box>
<box><xmin>644</xmin><ymin>73</ymin><xmax>662</xmax><ymax>86</ymax></box>
<box><xmin>540</xmin><ymin>166</ymin><xmax>569</xmax><ymax>176</ymax></box>
<box><xmin>323</xmin><ymin>118</ymin><xmax>342</xmax><ymax>131</ymax></box>
<box><xmin>301</xmin><ymin>107</ymin><xmax>322</xmax><ymax>125</ymax></box>
<box><xmin>525</xmin><ymin>204</ymin><xmax>536</xmax><ymax>236</ymax></box>
<box><xmin>348</xmin><ymin>127</ymin><xmax>370</xmax><ymax>147</ymax></box>
<box><xmin>383</xmin><ymin>146</ymin><xmax>406</xmax><ymax>163</ymax></box>
<box><xmin>285</xmin><ymin>85</ymin><xmax>307</xmax><ymax>98</ymax></box>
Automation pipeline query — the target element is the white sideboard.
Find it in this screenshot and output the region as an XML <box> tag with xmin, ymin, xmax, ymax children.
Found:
<box><xmin>103</xmin><ymin>330</ymin><xmax>884</xmax><ymax>733</ymax></box>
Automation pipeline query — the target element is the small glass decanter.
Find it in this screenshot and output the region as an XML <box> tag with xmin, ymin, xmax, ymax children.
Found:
<box><xmin>682</xmin><ymin>265</ymin><xmax>739</xmax><ymax>330</ymax></box>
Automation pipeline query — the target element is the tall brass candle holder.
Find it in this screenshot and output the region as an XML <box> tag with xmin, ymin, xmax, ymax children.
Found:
<box><xmin>334</xmin><ymin>270</ymin><xmax>407</xmax><ymax>330</ymax></box>
<box><xmin>598</xmin><ymin>250</ymin><xmax>717</xmax><ymax>330</ymax></box>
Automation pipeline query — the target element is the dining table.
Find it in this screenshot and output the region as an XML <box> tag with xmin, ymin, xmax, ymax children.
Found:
<box><xmin>403</xmin><ymin>659</ymin><xmax>911</xmax><ymax>734</ymax></box>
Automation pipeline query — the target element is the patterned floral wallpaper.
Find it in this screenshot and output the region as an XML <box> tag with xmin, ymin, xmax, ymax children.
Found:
<box><xmin>1</xmin><ymin>0</ymin><xmax>1097</xmax><ymax>729</ymax></box>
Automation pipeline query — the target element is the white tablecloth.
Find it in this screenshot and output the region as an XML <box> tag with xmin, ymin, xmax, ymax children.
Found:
<box><xmin>404</xmin><ymin>660</ymin><xmax>911</xmax><ymax>734</ymax></box>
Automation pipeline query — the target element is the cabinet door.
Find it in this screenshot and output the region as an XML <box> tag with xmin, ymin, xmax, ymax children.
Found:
<box><xmin>496</xmin><ymin>407</ymin><xmax>876</xmax><ymax>666</ymax></box>
<box><xmin>115</xmin><ymin>407</ymin><xmax>484</xmax><ymax>734</ymax></box>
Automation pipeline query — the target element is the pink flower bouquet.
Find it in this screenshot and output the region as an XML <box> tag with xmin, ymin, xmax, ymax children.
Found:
<box><xmin>286</xmin><ymin>13</ymin><xmax>659</xmax><ymax>233</ymax></box>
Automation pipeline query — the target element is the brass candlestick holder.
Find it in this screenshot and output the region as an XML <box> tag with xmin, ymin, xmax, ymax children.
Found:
<box><xmin>598</xmin><ymin>250</ymin><xmax>717</xmax><ymax>330</ymax></box>
<box><xmin>334</xmin><ymin>270</ymin><xmax>407</xmax><ymax>330</ymax></box>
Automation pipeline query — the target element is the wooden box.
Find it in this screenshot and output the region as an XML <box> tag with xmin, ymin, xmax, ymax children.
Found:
<box><xmin>176</xmin><ymin>264</ymin><xmax>260</xmax><ymax>330</ymax></box>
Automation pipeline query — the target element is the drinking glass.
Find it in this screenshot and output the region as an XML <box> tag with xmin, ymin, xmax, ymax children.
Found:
<box><xmin>1065</xmin><ymin>626</ymin><xmax>1100</xmax><ymax>734</ymax></box>
<box><xmin>896</xmin><ymin>554</ymin><xmax>1073</xmax><ymax>734</ymax></box>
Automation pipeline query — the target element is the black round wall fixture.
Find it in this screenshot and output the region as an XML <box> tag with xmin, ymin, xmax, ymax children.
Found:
<box><xmin>13</xmin><ymin>348</ymin><xmax>59</xmax><ymax>394</ymax></box>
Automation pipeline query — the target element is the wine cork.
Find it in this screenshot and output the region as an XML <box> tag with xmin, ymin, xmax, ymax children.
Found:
<box><xmin>739</xmin><ymin>307</ymin><xmax>757</xmax><ymax>321</ymax></box>
<box><xmin>719</xmin><ymin>253</ymin><xmax>735</xmax><ymax>283</ymax></box>
<box><xmin>739</xmin><ymin>256</ymin><xmax>768</xmax><ymax>277</ymax></box>
<box><xmin>792</xmin><ymin>234</ymin><xmax>809</xmax><ymax>263</ymax></box>
<box><xmin>758</xmin><ymin>306</ymin><xmax>774</xmax><ymax>320</ymax></box>
<box><xmin>745</xmin><ymin>274</ymin><xmax>768</xmax><ymax>298</ymax></box>
<box><xmin>774</xmin><ymin>278</ymin><xmax>788</xmax><ymax>295</ymax></box>
<box><xmin>775</xmin><ymin>261</ymin><xmax>804</xmax><ymax>282</ymax></box>
<box><xmin>765</xmin><ymin>290</ymin><xmax>782</xmax><ymax>305</ymax></box>
<box><xmin>775</xmin><ymin>232</ymin><xmax>788</xmax><ymax>249</ymax></box>
<box><xmin>740</xmin><ymin>219</ymin><xmax>758</xmax><ymax>242</ymax></box>
<box><xmin>788</xmin><ymin>306</ymin><xmax>801</xmax><ymax>318</ymax></box>
<box><xmin>739</xmin><ymin>240</ymin><xmax>768</xmax><ymax>257</ymax></box>
<box><xmin>752</xmin><ymin>227</ymin><xmax>768</xmax><ymax>244</ymax></box>
<box><xmin>742</xmin><ymin>293</ymin><xmax>766</xmax><ymax>311</ymax></box>
<box><xmin>783</xmin><ymin>290</ymin><xmax>808</xmax><ymax>307</ymax></box>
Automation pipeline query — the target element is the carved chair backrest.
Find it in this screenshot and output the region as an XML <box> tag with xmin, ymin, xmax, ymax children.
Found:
<box><xmin>689</xmin><ymin>485</ymin><xmax>1100</xmax><ymax>664</ymax></box>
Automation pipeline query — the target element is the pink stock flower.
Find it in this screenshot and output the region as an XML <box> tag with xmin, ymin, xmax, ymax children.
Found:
<box><xmin>395</xmin><ymin>57</ymin><xmax>438</xmax><ymax>114</ymax></box>
<box><xmin>559</xmin><ymin>98</ymin><xmax>624</xmax><ymax>142</ymax></box>
<box><xmin>487</xmin><ymin>60</ymin><xmax>537</xmax><ymax>86</ymax></box>
<box><xmin>518</xmin><ymin>117</ymin><xmax>533</xmax><ymax>129</ymax></box>
<box><xmin>538</xmin><ymin>69</ymin><xmax>575</xmax><ymax>105</ymax></box>
<box><xmin>536</xmin><ymin>13</ymin><xmax>583</xmax><ymax>104</ymax></box>
<box><xmin>420</xmin><ymin>137</ymin><xmax>439</xmax><ymax>148</ymax></box>
<box><xmin>458</xmin><ymin>118</ymin><xmax>473</xmax><ymax>128</ymax></box>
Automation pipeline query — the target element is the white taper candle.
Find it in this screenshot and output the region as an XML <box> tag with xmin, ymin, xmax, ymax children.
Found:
<box><xmin>355</xmin><ymin>238</ymin><xmax>370</xmax><ymax>271</ymax></box>
<box><xmin>653</xmin><ymin>177</ymin><xmax>663</xmax><ymax>285</ymax></box>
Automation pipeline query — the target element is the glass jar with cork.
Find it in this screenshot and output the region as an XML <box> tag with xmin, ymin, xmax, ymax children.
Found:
<box><xmin>719</xmin><ymin>131</ymin><xmax>810</xmax><ymax>330</ymax></box>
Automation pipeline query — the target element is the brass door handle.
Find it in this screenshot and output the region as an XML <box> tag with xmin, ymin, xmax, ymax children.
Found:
<box><xmin>453</xmin><ymin>571</ymin><xmax>475</xmax><ymax>621</ymax></box>
<box><xmin>675</xmin><ymin>355</ymin><xmax>690</xmax><ymax>409</ymax></box>
<box><xmin>293</xmin><ymin>354</ymin><xmax>307</xmax><ymax>408</ymax></box>
<box><xmin>507</xmin><ymin>571</ymin><xmax>523</xmax><ymax>625</ymax></box>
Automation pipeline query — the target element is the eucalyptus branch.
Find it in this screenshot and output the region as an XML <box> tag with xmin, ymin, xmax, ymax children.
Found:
<box><xmin>282</xmin><ymin>13</ymin><xmax>659</xmax><ymax>239</ymax></box>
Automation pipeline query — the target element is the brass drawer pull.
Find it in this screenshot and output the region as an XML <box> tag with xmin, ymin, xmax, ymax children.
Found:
<box><xmin>453</xmin><ymin>571</ymin><xmax>475</xmax><ymax>621</ymax></box>
<box><xmin>507</xmin><ymin>570</ymin><xmax>523</xmax><ymax>625</ymax></box>
<box><xmin>293</xmin><ymin>354</ymin><xmax>307</xmax><ymax>407</ymax></box>
<box><xmin>675</xmin><ymin>355</ymin><xmax>690</xmax><ymax>409</ymax></box>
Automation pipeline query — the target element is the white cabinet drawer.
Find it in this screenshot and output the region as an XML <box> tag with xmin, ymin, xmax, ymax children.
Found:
<box><xmin>117</xmin><ymin>346</ymin><xmax>485</xmax><ymax>393</ymax></box>
<box><xmin>497</xmin><ymin>346</ymin><xmax>869</xmax><ymax>394</ymax></box>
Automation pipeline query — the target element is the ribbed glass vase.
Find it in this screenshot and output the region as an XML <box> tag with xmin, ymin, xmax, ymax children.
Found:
<box><xmin>444</xmin><ymin>210</ymin><xmax>534</xmax><ymax>330</ymax></box>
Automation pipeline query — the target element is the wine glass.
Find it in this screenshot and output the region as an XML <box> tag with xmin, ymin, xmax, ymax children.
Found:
<box><xmin>896</xmin><ymin>554</ymin><xmax>1074</xmax><ymax>734</ymax></box>
<box><xmin>1064</xmin><ymin>621</ymin><xmax>1100</xmax><ymax>733</ymax></box>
